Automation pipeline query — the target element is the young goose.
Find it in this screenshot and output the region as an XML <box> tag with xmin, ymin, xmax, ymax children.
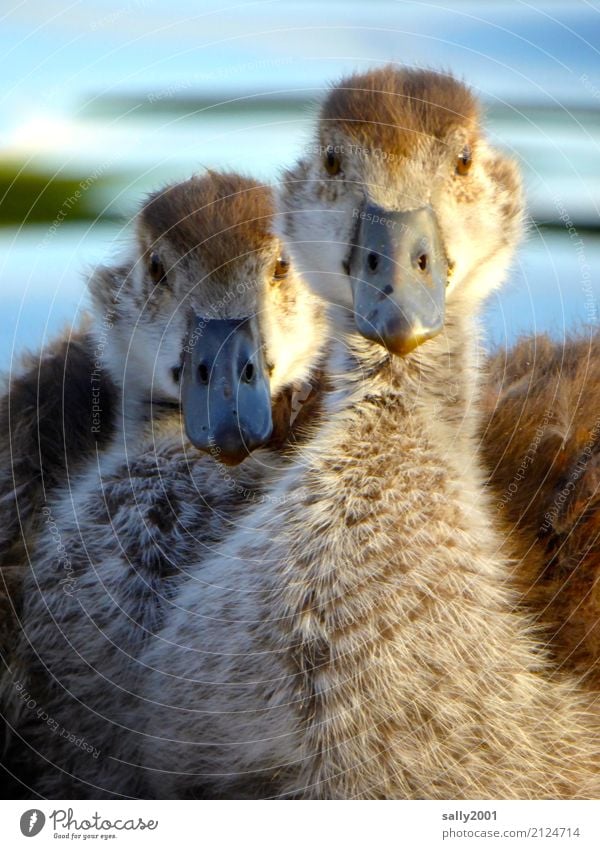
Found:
<box><xmin>137</xmin><ymin>67</ymin><xmax>599</xmax><ymax>800</ymax></box>
<box><xmin>3</xmin><ymin>171</ymin><xmax>325</xmax><ymax>798</ymax></box>
<box><xmin>482</xmin><ymin>330</ymin><xmax>600</xmax><ymax>688</ymax></box>
<box><xmin>0</xmin><ymin>170</ymin><xmax>323</xmax><ymax>781</ymax></box>
<box><xmin>0</xmin><ymin>330</ymin><xmax>118</xmax><ymax>681</ymax></box>
<box><xmin>0</xmin><ymin>171</ymin><xmax>319</xmax><ymax>656</ymax></box>
<box><xmin>0</xmin><ymin>332</ymin><xmax>117</xmax><ymax>567</ymax></box>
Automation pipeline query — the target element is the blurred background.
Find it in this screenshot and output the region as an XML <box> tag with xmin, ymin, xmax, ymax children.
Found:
<box><xmin>0</xmin><ymin>0</ymin><xmax>599</xmax><ymax>369</ymax></box>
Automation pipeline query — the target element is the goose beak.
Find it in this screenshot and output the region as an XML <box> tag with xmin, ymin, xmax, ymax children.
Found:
<box><xmin>181</xmin><ymin>314</ymin><xmax>273</xmax><ymax>465</ymax></box>
<box><xmin>348</xmin><ymin>203</ymin><xmax>447</xmax><ymax>355</ymax></box>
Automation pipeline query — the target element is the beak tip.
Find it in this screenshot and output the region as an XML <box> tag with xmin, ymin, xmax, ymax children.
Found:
<box><xmin>384</xmin><ymin>323</ymin><xmax>444</xmax><ymax>357</ymax></box>
<box><xmin>215</xmin><ymin>450</ymin><xmax>250</xmax><ymax>467</ymax></box>
<box><xmin>184</xmin><ymin>417</ymin><xmax>273</xmax><ymax>464</ymax></box>
<box><xmin>384</xmin><ymin>337</ymin><xmax>421</xmax><ymax>357</ymax></box>
<box><xmin>355</xmin><ymin>310</ymin><xmax>444</xmax><ymax>357</ymax></box>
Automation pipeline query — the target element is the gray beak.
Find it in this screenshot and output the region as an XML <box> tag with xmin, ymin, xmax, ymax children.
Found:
<box><xmin>181</xmin><ymin>314</ymin><xmax>273</xmax><ymax>465</ymax></box>
<box><xmin>348</xmin><ymin>203</ymin><xmax>448</xmax><ymax>355</ymax></box>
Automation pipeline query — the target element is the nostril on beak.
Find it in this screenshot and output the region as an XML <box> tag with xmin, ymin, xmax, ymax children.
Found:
<box><xmin>367</xmin><ymin>251</ymin><xmax>380</xmax><ymax>272</ymax></box>
<box><xmin>417</xmin><ymin>253</ymin><xmax>429</xmax><ymax>272</ymax></box>
<box><xmin>241</xmin><ymin>362</ymin><xmax>255</xmax><ymax>384</ymax></box>
<box><xmin>197</xmin><ymin>363</ymin><xmax>209</xmax><ymax>385</ymax></box>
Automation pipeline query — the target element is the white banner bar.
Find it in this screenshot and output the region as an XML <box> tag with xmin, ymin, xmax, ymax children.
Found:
<box><xmin>0</xmin><ymin>799</ymin><xmax>599</xmax><ymax>848</ymax></box>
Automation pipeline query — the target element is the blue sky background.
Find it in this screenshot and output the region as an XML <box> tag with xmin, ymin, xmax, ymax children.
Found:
<box><xmin>0</xmin><ymin>0</ymin><xmax>599</xmax><ymax>368</ymax></box>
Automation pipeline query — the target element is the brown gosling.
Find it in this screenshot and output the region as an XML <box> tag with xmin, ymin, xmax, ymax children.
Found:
<box><xmin>482</xmin><ymin>329</ymin><xmax>600</xmax><ymax>690</ymax></box>
<box><xmin>136</xmin><ymin>67</ymin><xmax>600</xmax><ymax>800</ymax></box>
<box><xmin>2</xmin><ymin>171</ymin><xmax>325</xmax><ymax>798</ymax></box>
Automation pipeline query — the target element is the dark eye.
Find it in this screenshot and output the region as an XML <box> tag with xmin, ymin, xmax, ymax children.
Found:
<box><xmin>149</xmin><ymin>251</ymin><xmax>166</xmax><ymax>284</ymax></box>
<box><xmin>456</xmin><ymin>145</ymin><xmax>472</xmax><ymax>176</ymax></box>
<box><xmin>273</xmin><ymin>253</ymin><xmax>290</xmax><ymax>283</ymax></box>
<box><xmin>324</xmin><ymin>145</ymin><xmax>342</xmax><ymax>176</ymax></box>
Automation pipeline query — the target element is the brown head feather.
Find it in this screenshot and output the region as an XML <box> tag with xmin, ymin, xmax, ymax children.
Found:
<box><xmin>321</xmin><ymin>66</ymin><xmax>480</xmax><ymax>160</ymax></box>
<box><xmin>139</xmin><ymin>171</ymin><xmax>274</xmax><ymax>287</ymax></box>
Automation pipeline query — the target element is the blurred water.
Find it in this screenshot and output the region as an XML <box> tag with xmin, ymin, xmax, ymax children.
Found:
<box><xmin>0</xmin><ymin>223</ymin><xmax>121</xmax><ymax>371</ymax></box>
<box><xmin>1</xmin><ymin>222</ymin><xmax>598</xmax><ymax>370</ymax></box>
<box><xmin>0</xmin><ymin>0</ymin><xmax>599</xmax><ymax>370</ymax></box>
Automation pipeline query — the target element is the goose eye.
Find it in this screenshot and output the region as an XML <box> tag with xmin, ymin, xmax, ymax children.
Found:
<box><xmin>456</xmin><ymin>145</ymin><xmax>472</xmax><ymax>176</ymax></box>
<box><xmin>273</xmin><ymin>254</ymin><xmax>290</xmax><ymax>283</ymax></box>
<box><xmin>149</xmin><ymin>251</ymin><xmax>167</xmax><ymax>284</ymax></box>
<box><xmin>324</xmin><ymin>145</ymin><xmax>342</xmax><ymax>176</ymax></box>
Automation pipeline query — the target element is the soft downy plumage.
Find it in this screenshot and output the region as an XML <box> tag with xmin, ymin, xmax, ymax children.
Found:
<box><xmin>483</xmin><ymin>330</ymin><xmax>600</xmax><ymax>691</ymax></box>
<box><xmin>134</xmin><ymin>67</ymin><xmax>600</xmax><ymax>799</ymax></box>
<box><xmin>2</xmin><ymin>171</ymin><xmax>325</xmax><ymax>798</ymax></box>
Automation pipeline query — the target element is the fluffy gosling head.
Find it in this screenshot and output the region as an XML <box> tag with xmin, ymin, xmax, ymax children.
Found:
<box><xmin>89</xmin><ymin>171</ymin><xmax>320</xmax><ymax>464</ymax></box>
<box><xmin>279</xmin><ymin>66</ymin><xmax>524</xmax><ymax>355</ymax></box>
